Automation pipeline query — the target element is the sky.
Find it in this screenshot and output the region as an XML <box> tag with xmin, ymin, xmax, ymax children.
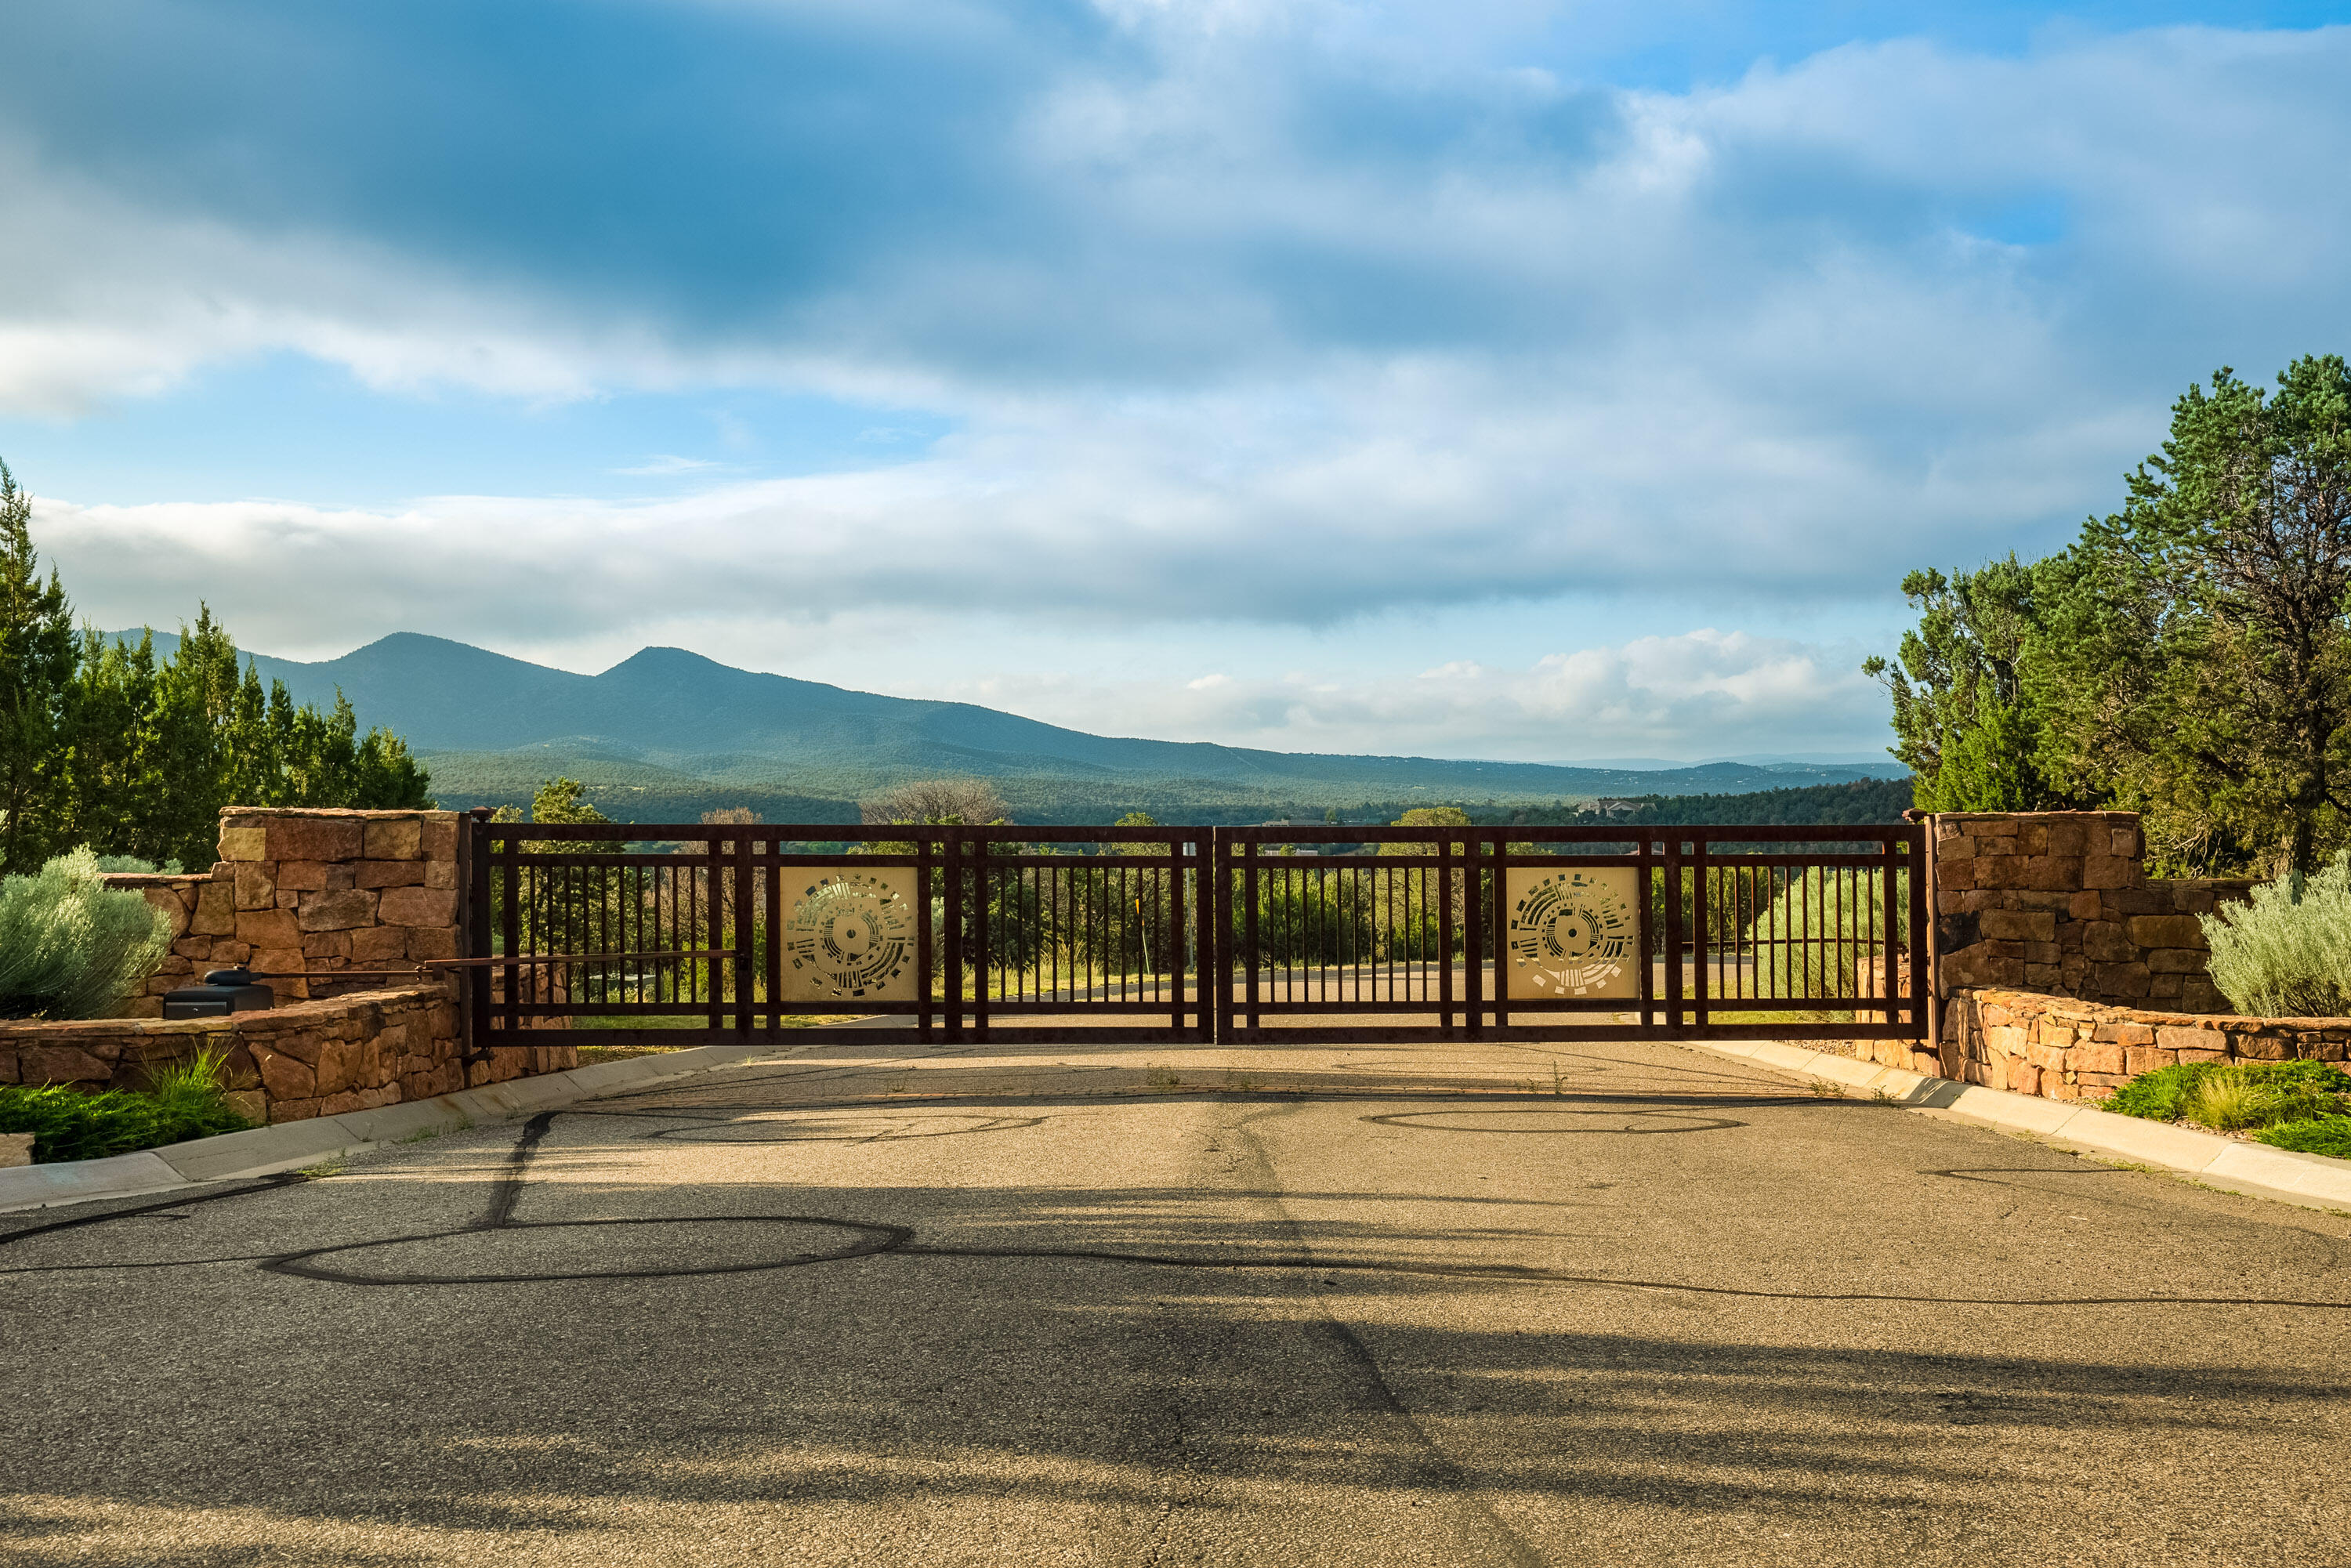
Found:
<box><xmin>4</xmin><ymin>1</ymin><xmax>2349</xmax><ymax>765</ymax></box>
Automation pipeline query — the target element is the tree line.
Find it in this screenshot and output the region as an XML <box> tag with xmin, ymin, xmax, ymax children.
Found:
<box><xmin>1872</xmin><ymin>354</ymin><xmax>2351</xmax><ymax>892</ymax></box>
<box><xmin>0</xmin><ymin>461</ymin><xmax>431</xmax><ymax>875</ymax></box>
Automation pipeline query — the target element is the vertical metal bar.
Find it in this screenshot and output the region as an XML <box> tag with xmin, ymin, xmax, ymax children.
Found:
<box><xmin>1168</xmin><ymin>832</ymin><xmax>1187</xmax><ymax>1033</ymax></box>
<box><xmin>1244</xmin><ymin>842</ymin><xmax>1260</xmax><ymax>1031</ymax></box>
<box><xmin>1488</xmin><ymin>832</ymin><xmax>1507</xmax><ymax>1032</ymax></box>
<box><xmin>944</xmin><ymin>835</ymin><xmax>964</xmax><ymax>1041</ymax></box>
<box><xmin>973</xmin><ymin>832</ymin><xmax>991</xmax><ymax>1040</ymax></box>
<box><xmin>1690</xmin><ymin>837</ymin><xmax>1710</xmax><ymax>1030</ymax></box>
<box><xmin>1912</xmin><ymin>822</ymin><xmax>1936</xmax><ymax>1052</ymax></box>
<box><xmin>916</xmin><ymin>835</ymin><xmax>935</xmax><ymax>1041</ymax></box>
<box><xmin>1436</xmin><ymin>834</ymin><xmax>1454</xmax><ymax>1034</ymax></box>
<box><xmin>762</xmin><ymin>842</ymin><xmax>781</xmax><ymax>1034</ymax></box>
<box><xmin>1636</xmin><ymin>835</ymin><xmax>1654</xmax><ymax>1030</ymax></box>
<box><xmin>498</xmin><ymin>835</ymin><xmax>520</xmax><ymax>1052</ymax></box>
<box><xmin>733</xmin><ymin>832</ymin><xmax>754</xmax><ymax>1038</ymax></box>
<box><xmin>1663</xmin><ymin>837</ymin><xmax>1686</xmax><ymax>1030</ymax></box>
<box><xmin>1883</xmin><ymin>838</ymin><xmax>1904</xmax><ymax>1036</ymax></box>
<box><xmin>462</xmin><ymin>810</ymin><xmax>490</xmax><ymax>1066</ymax></box>
<box><xmin>1465</xmin><ymin>832</ymin><xmax>1484</xmax><ymax>1038</ymax></box>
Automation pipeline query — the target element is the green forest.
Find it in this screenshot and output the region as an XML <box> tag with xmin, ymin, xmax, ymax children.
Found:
<box><xmin>0</xmin><ymin>463</ymin><xmax>431</xmax><ymax>874</ymax></box>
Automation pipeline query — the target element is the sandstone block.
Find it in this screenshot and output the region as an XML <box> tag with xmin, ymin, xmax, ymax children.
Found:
<box><xmin>2068</xmin><ymin>891</ymin><xmax>2103</xmax><ymax>920</ymax></box>
<box><xmin>420</xmin><ymin>818</ymin><xmax>459</xmax><ymax>860</ymax></box>
<box><xmin>2081</xmin><ymin>922</ymin><xmax>2135</xmax><ymax>963</ymax></box>
<box><xmin>350</xmin><ymin>925</ymin><xmax>410</xmax><ymax>961</ymax></box>
<box><xmin>408</xmin><ymin>926</ymin><xmax>461</xmax><ymax>961</ymax></box>
<box><xmin>190</xmin><ymin>881</ymin><xmax>237</xmax><ymax>936</ymax></box>
<box><xmin>267</xmin><ymin>817</ymin><xmax>364</xmax><ymax>864</ymax></box>
<box><xmin>2128</xmin><ymin>914</ymin><xmax>2206</xmax><ymax>950</ymax></box>
<box><xmin>2088</xmin><ymin>961</ymin><xmax>2151</xmax><ymax>999</ymax></box>
<box><xmin>355</xmin><ymin>859</ymin><xmax>427</xmax><ymax>889</ymax></box>
<box><xmin>267</xmin><ymin>1096</ymin><xmax>323</xmax><ymax>1124</ymax></box>
<box><xmin>252</xmin><ymin>1048</ymin><xmax>315</xmax><ymax>1099</ymax></box>
<box><xmin>219</xmin><ymin>823</ymin><xmax>268</xmax><ymax>861</ymax></box>
<box><xmin>2023</xmin><ymin>856</ymin><xmax>2080</xmax><ymax>892</ymax></box>
<box><xmin>1980</xmin><ymin>909</ymin><xmax>2056</xmax><ymax>942</ymax></box>
<box><xmin>425</xmin><ymin>857</ymin><xmax>459</xmax><ymax>890</ymax></box>
<box><xmin>1975</xmin><ymin>854</ymin><xmax>2024</xmax><ymax>888</ymax></box>
<box><xmin>2125</xmin><ymin>1045</ymin><xmax>2178</xmax><ymax>1074</ymax></box>
<box><xmin>2074</xmin><ymin>1041</ymin><xmax>2125</xmax><ymax>1075</ymax></box>
<box><xmin>237</xmin><ymin>908</ymin><xmax>302</xmax><ymax>949</ymax></box>
<box><xmin>2026</xmin><ymin>1040</ymin><xmax>2070</xmax><ymax>1071</ymax></box>
<box><xmin>296</xmin><ymin>889</ymin><xmax>378</xmax><ymax>932</ymax></box>
<box><xmin>2082</xmin><ymin>855</ymin><xmax>2135</xmax><ymax>890</ymax></box>
<box><xmin>19</xmin><ymin>1046</ymin><xmax>111</xmax><ymax>1087</ymax></box>
<box><xmin>2044</xmin><ymin>820</ymin><xmax>2088</xmax><ymax>856</ymax></box>
<box><xmin>277</xmin><ymin>860</ymin><xmax>336</xmax><ymax>892</ymax></box>
<box><xmin>304</xmin><ymin>928</ymin><xmax>357</xmax><ymax>961</ymax></box>
<box><xmin>2110</xmin><ymin>827</ymin><xmax>2139</xmax><ymax>858</ymax></box>
<box><xmin>2146</xmin><ymin>947</ymin><xmax>2206</xmax><ymax>973</ymax></box>
<box><xmin>144</xmin><ymin>888</ymin><xmax>194</xmax><ymax>939</ymax></box>
<box><xmin>223</xmin><ymin>1088</ymin><xmax>266</xmax><ymax>1124</ymax></box>
<box><xmin>208</xmin><ymin>940</ymin><xmax>252</xmax><ymax>967</ymax></box>
<box><xmin>2234</xmin><ymin>1033</ymin><xmax>2290</xmax><ymax>1062</ymax></box>
<box><xmin>234</xmin><ymin>862</ymin><xmax>278</xmax><ymax>911</ymax></box>
<box><xmin>379</xmin><ymin>886</ymin><xmax>458</xmax><ymax>927</ymax></box>
<box><xmin>2011</xmin><ymin>1062</ymin><xmax>2041</xmax><ymax>1096</ymax></box>
<box><xmin>363</xmin><ymin>819</ymin><xmax>423</xmax><ymax>860</ymax></box>
<box><xmin>2146</xmin><ymin>974</ymin><xmax>2183</xmax><ymax>999</ymax></box>
<box><xmin>1936</xmin><ymin>860</ymin><xmax>1975</xmax><ymax>890</ymax></box>
<box><xmin>315</xmin><ymin>1037</ymin><xmax>359</xmax><ymax>1096</ymax></box>
<box><xmin>2156</xmin><ymin>1026</ymin><xmax>2226</xmax><ymax>1054</ymax></box>
<box><xmin>2092</xmin><ymin>1021</ymin><xmax>2157</xmax><ymax>1046</ymax></box>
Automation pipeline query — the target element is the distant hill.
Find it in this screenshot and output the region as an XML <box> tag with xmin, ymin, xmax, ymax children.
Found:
<box><xmin>113</xmin><ymin>629</ymin><xmax>1906</xmax><ymax>824</ymax></box>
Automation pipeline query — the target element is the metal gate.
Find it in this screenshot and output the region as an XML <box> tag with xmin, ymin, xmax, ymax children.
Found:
<box><xmin>463</xmin><ymin>816</ymin><xmax>1928</xmax><ymax>1049</ymax></box>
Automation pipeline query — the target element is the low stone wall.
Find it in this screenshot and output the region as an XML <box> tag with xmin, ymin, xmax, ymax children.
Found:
<box><xmin>1943</xmin><ymin>987</ymin><xmax>2348</xmax><ymax>1103</ymax></box>
<box><xmin>1</xmin><ymin>806</ymin><xmax>581</xmax><ymax>1130</ymax></box>
<box><xmin>0</xmin><ymin>986</ymin><xmax>574</xmax><ymax>1124</ymax></box>
<box><xmin>1930</xmin><ymin>812</ymin><xmax>2252</xmax><ymax>1012</ymax></box>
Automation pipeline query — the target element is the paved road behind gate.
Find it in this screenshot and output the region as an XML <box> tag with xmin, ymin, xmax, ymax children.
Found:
<box><xmin>4</xmin><ymin>1027</ymin><xmax>2348</xmax><ymax>1566</ymax></box>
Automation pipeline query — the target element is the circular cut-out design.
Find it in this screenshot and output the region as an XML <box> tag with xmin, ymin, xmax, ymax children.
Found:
<box><xmin>1506</xmin><ymin>867</ymin><xmax>1639</xmax><ymax>998</ymax></box>
<box><xmin>1363</xmin><ymin>1108</ymin><xmax>1741</xmax><ymax>1135</ymax></box>
<box><xmin>266</xmin><ymin>1215</ymin><xmax>908</xmax><ymax>1285</ymax></box>
<box><xmin>648</xmin><ymin>1113</ymin><xmax>1044</xmax><ymax>1144</ymax></box>
<box><xmin>784</xmin><ymin>871</ymin><xmax>917</xmax><ymax>1000</ymax></box>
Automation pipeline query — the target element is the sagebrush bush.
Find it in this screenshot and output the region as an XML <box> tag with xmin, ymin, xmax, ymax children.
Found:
<box><xmin>2201</xmin><ymin>855</ymin><xmax>2351</xmax><ymax>1016</ymax></box>
<box><xmin>0</xmin><ymin>1048</ymin><xmax>252</xmax><ymax>1161</ymax></box>
<box><xmin>0</xmin><ymin>846</ymin><xmax>172</xmax><ymax>1019</ymax></box>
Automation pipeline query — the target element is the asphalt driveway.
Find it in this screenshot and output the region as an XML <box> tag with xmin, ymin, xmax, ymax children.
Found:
<box><xmin>4</xmin><ymin>1027</ymin><xmax>2347</xmax><ymax>1566</ymax></box>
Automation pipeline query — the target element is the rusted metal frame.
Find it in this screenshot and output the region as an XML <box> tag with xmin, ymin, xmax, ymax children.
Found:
<box><xmin>1663</xmin><ymin>835</ymin><xmax>1685</xmax><ymax>1031</ymax></box>
<box><xmin>1167</xmin><ymin>832</ymin><xmax>1188</xmax><ymax>1034</ymax></box>
<box><xmin>731</xmin><ymin>833</ymin><xmax>753</xmax><ymax>1038</ymax></box>
<box><xmin>461</xmin><ymin>810</ymin><xmax>491</xmax><ymax>1068</ymax></box>
<box><xmin>1215</xmin><ymin>823</ymin><xmax>1911</xmax><ymax>846</ymax></box>
<box><xmin>1636</xmin><ymin>835</ymin><xmax>1656</xmax><ymax>1029</ymax></box>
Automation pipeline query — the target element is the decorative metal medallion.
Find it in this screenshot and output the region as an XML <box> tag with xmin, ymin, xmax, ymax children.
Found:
<box><xmin>1504</xmin><ymin>865</ymin><xmax>1640</xmax><ymax>1000</ymax></box>
<box><xmin>782</xmin><ymin>868</ymin><xmax>918</xmax><ymax>1001</ymax></box>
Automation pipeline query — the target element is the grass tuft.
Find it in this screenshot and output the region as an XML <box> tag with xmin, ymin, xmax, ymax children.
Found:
<box><xmin>0</xmin><ymin>1047</ymin><xmax>253</xmax><ymax>1163</ymax></box>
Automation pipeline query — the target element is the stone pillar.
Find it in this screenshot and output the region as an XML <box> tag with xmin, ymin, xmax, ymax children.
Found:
<box><xmin>210</xmin><ymin>809</ymin><xmax>464</xmax><ymax>1001</ymax></box>
<box><xmin>1927</xmin><ymin>811</ymin><xmax>2250</xmax><ymax>1016</ymax></box>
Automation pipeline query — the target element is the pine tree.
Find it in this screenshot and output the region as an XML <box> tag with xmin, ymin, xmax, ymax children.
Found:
<box><xmin>0</xmin><ymin>464</ymin><xmax>78</xmax><ymax>872</ymax></box>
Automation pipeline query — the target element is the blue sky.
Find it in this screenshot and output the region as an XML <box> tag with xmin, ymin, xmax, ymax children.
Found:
<box><xmin>5</xmin><ymin>1</ymin><xmax>2349</xmax><ymax>762</ymax></box>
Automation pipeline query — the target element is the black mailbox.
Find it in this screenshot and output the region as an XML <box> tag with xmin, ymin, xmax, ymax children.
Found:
<box><xmin>161</xmin><ymin>968</ymin><xmax>277</xmax><ymax>1020</ymax></box>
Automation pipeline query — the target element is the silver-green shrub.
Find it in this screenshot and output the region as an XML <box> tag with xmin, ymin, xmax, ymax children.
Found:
<box><xmin>0</xmin><ymin>847</ymin><xmax>173</xmax><ymax>1019</ymax></box>
<box><xmin>2201</xmin><ymin>855</ymin><xmax>2351</xmax><ymax>1017</ymax></box>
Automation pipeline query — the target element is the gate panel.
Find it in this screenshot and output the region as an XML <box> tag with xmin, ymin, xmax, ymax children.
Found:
<box><xmin>466</xmin><ymin>817</ymin><xmax>1215</xmax><ymax>1048</ymax></box>
<box><xmin>465</xmin><ymin>816</ymin><xmax>1928</xmax><ymax>1047</ymax></box>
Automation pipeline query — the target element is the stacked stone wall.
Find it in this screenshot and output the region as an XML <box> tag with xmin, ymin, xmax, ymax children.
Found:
<box><xmin>0</xmin><ymin>986</ymin><xmax>571</xmax><ymax>1124</ymax></box>
<box><xmin>1930</xmin><ymin>812</ymin><xmax>2251</xmax><ymax>1012</ymax></box>
<box><xmin>1946</xmin><ymin>987</ymin><xmax>2349</xmax><ymax>1102</ymax></box>
<box><xmin>0</xmin><ymin>806</ymin><xmax>577</xmax><ymax>1128</ymax></box>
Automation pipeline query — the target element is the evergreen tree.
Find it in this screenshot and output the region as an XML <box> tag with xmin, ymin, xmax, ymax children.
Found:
<box><xmin>0</xmin><ymin>463</ymin><xmax>77</xmax><ymax>873</ymax></box>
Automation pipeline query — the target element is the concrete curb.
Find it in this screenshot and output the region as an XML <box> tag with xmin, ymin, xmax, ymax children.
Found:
<box><xmin>0</xmin><ymin>1042</ymin><xmax>792</xmax><ymax>1215</ymax></box>
<box><xmin>1682</xmin><ymin>1037</ymin><xmax>2351</xmax><ymax>1213</ymax></box>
